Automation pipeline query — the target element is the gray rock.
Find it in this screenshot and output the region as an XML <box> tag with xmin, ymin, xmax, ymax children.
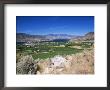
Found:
<box><xmin>50</xmin><ymin>55</ymin><xmax>66</xmax><ymax>68</ymax></box>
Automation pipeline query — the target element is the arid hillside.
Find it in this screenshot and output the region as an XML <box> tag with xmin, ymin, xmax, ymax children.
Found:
<box><xmin>16</xmin><ymin>48</ymin><xmax>94</xmax><ymax>74</ymax></box>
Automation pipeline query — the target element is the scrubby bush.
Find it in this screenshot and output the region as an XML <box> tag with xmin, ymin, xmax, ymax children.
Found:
<box><xmin>16</xmin><ymin>55</ymin><xmax>38</xmax><ymax>74</ymax></box>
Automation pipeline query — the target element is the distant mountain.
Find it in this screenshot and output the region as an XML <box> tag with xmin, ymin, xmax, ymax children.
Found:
<box><xmin>16</xmin><ymin>33</ymin><xmax>78</xmax><ymax>42</ymax></box>
<box><xmin>45</xmin><ymin>34</ymin><xmax>77</xmax><ymax>40</ymax></box>
<box><xmin>16</xmin><ymin>33</ymin><xmax>48</xmax><ymax>42</ymax></box>
<box><xmin>69</xmin><ymin>32</ymin><xmax>94</xmax><ymax>42</ymax></box>
<box><xmin>84</xmin><ymin>32</ymin><xmax>94</xmax><ymax>40</ymax></box>
<box><xmin>16</xmin><ymin>32</ymin><xmax>94</xmax><ymax>42</ymax></box>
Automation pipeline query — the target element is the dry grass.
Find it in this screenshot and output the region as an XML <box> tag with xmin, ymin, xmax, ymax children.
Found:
<box><xmin>36</xmin><ymin>48</ymin><xmax>94</xmax><ymax>74</ymax></box>
<box><xmin>16</xmin><ymin>48</ymin><xmax>94</xmax><ymax>74</ymax></box>
<box><xmin>69</xmin><ymin>49</ymin><xmax>94</xmax><ymax>74</ymax></box>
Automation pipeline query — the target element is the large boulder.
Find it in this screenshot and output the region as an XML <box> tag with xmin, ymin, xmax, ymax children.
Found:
<box><xmin>50</xmin><ymin>55</ymin><xmax>66</xmax><ymax>68</ymax></box>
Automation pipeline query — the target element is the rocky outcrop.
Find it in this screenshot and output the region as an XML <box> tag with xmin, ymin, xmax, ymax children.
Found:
<box><xmin>16</xmin><ymin>49</ymin><xmax>94</xmax><ymax>74</ymax></box>
<box><xmin>50</xmin><ymin>55</ymin><xmax>66</xmax><ymax>68</ymax></box>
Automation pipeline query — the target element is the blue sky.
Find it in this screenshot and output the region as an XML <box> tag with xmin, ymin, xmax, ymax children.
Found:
<box><xmin>16</xmin><ymin>16</ymin><xmax>94</xmax><ymax>36</ymax></box>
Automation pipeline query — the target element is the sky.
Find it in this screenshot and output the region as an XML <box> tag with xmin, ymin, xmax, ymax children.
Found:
<box><xmin>16</xmin><ymin>16</ymin><xmax>94</xmax><ymax>36</ymax></box>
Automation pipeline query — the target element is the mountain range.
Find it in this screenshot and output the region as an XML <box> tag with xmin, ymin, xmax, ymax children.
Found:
<box><xmin>16</xmin><ymin>32</ymin><xmax>94</xmax><ymax>42</ymax></box>
<box><xmin>70</xmin><ymin>32</ymin><xmax>94</xmax><ymax>42</ymax></box>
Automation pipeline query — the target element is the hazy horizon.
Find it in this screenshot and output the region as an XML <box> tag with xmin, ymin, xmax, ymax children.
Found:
<box><xmin>17</xmin><ymin>32</ymin><xmax>94</xmax><ymax>36</ymax></box>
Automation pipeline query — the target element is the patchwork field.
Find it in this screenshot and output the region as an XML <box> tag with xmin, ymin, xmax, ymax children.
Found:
<box><xmin>16</xmin><ymin>40</ymin><xmax>94</xmax><ymax>74</ymax></box>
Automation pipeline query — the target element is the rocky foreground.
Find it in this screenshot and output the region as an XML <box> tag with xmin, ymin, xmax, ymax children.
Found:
<box><xmin>16</xmin><ymin>49</ymin><xmax>94</xmax><ymax>74</ymax></box>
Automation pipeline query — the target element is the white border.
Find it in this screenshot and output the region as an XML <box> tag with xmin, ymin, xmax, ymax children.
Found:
<box><xmin>5</xmin><ymin>4</ymin><xmax>107</xmax><ymax>87</ymax></box>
